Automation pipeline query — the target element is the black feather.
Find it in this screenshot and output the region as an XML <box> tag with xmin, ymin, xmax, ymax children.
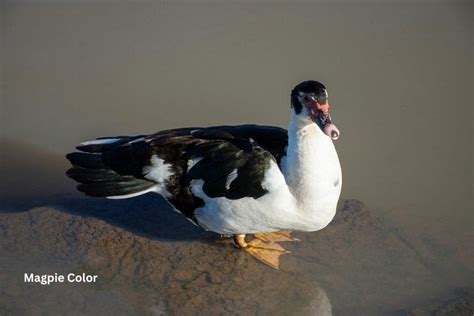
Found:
<box><xmin>66</xmin><ymin>167</ymin><xmax>137</xmax><ymax>184</ymax></box>
<box><xmin>77</xmin><ymin>180</ymin><xmax>154</xmax><ymax>197</ymax></box>
<box><xmin>185</xmin><ymin>139</ymin><xmax>273</xmax><ymax>199</ymax></box>
<box><xmin>66</xmin><ymin>152</ymin><xmax>105</xmax><ymax>170</ymax></box>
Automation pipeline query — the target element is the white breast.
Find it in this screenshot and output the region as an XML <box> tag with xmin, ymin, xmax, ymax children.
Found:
<box><xmin>281</xmin><ymin>115</ymin><xmax>342</xmax><ymax>231</ymax></box>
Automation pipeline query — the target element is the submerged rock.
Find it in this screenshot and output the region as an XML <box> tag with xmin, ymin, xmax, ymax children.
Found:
<box><xmin>0</xmin><ymin>196</ymin><xmax>472</xmax><ymax>315</ymax></box>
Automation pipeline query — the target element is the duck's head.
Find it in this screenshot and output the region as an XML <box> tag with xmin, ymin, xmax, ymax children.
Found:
<box><xmin>291</xmin><ymin>80</ymin><xmax>340</xmax><ymax>140</ymax></box>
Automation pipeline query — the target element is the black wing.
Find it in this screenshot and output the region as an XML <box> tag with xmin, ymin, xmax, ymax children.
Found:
<box><xmin>66</xmin><ymin>125</ymin><xmax>288</xmax><ymax>220</ymax></box>
<box><xmin>189</xmin><ymin>125</ymin><xmax>288</xmax><ymax>164</ymax></box>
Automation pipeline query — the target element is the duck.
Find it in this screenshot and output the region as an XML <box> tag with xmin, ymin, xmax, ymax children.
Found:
<box><xmin>66</xmin><ymin>80</ymin><xmax>342</xmax><ymax>269</ymax></box>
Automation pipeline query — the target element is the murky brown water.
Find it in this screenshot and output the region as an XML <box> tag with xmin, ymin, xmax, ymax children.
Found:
<box><xmin>1</xmin><ymin>1</ymin><xmax>473</xmax><ymax>315</ymax></box>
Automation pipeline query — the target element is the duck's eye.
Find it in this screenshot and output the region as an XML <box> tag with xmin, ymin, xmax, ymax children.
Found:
<box><xmin>318</xmin><ymin>95</ymin><xmax>327</xmax><ymax>105</ymax></box>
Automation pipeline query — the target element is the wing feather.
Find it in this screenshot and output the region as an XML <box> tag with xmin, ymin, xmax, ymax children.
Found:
<box><xmin>66</xmin><ymin>124</ymin><xmax>288</xmax><ymax>220</ymax></box>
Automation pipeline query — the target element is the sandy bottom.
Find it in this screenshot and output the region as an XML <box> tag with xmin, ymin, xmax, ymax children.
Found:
<box><xmin>0</xmin><ymin>195</ymin><xmax>473</xmax><ymax>315</ymax></box>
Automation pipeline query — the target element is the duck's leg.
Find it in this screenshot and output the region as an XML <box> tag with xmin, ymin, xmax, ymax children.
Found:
<box><xmin>233</xmin><ymin>234</ymin><xmax>289</xmax><ymax>269</ymax></box>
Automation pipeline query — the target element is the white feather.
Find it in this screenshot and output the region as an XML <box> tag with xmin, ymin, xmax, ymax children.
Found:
<box><xmin>129</xmin><ymin>137</ymin><xmax>145</xmax><ymax>144</ymax></box>
<box><xmin>186</xmin><ymin>217</ymin><xmax>199</xmax><ymax>226</ymax></box>
<box><xmin>225</xmin><ymin>169</ymin><xmax>238</xmax><ymax>190</ymax></box>
<box><xmin>143</xmin><ymin>156</ymin><xmax>172</xmax><ymax>183</ymax></box>
<box><xmin>107</xmin><ymin>155</ymin><xmax>174</xmax><ymax>199</ymax></box>
<box><xmin>107</xmin><ymin>185</ymin><xmax>159</xmax><ymax>199</ymax></box>
<box><xmin>80</xmin><ymin>138</ymin><xmax>120</xmax><ymax>146</ymax></box>
<box><xmin>142</xmin><ymin>155</ymin><xmax>173</xmax><ymax>197</ymax></box>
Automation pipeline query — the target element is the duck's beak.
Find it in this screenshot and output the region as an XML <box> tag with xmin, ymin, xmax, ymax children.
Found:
<box><xmin>308</xmin><ymin>101</ymin><xmax>340</xmax><ymax>140</ymax></box>
<box><xmin>319</xmin><ymin>112</ymin><xmax>340</xmax><ymax>140</ymax></box>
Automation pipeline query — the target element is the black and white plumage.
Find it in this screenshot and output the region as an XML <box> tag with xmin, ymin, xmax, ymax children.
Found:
<box><xmin>66</xmin><ymin>81</ymin><xmax>342</xmax><ymax>238</ymax></box>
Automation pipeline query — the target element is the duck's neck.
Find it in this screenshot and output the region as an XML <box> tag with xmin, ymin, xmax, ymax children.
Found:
<box><xmin>282</xmin><ymin>112</ymin><xmax>342</xmax><ymax>230</ymax></box>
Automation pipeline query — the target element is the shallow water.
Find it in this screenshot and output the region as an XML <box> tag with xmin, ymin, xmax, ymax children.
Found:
<box><xmin>1</xmin><ymin>1</ymin><xmax>473</xmax><ymax>315</ymax></box>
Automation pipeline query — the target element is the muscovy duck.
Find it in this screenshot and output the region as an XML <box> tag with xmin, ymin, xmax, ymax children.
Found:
<box><xmin>66</xmin><ymin>80</ymin><xmax>342</xmax><ymax>269</ymax></box>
